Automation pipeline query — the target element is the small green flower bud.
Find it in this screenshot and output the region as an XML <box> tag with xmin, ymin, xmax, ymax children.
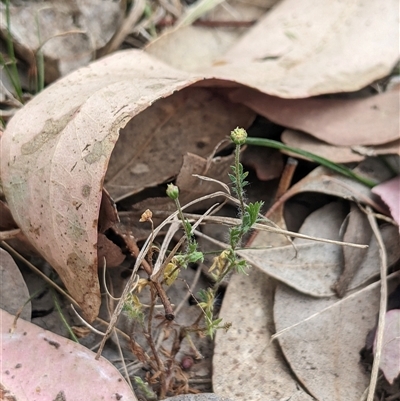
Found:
<box><xmin>230</xmin><ymin>127</ymin><xmax>247</xmax><ymax>145</ymax></box>
<box><xmin>166</xmin><ymin>183</ymin><xmax>179</xmax><ymax>200</ymax></box>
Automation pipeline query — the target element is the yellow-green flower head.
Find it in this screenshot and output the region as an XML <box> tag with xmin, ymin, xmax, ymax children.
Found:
<box><xmin>166</xmin><ymin>183</ymin><xmax>179</xmax><ymax>200</ymax></box>
<box><xmin>230</xmin><ymin>127</ymin><xmax>247</xmax><ymax>145</ymax></box>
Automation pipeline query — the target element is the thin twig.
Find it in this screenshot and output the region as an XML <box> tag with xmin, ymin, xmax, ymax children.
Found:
<box><xmin>366</xmin><ymin>206</ymin><xmax>388</xmax><ymax>401</ymax></box>
<box><xmin>113</xmin><ymin>330</ymin><xmax>133</xmax><ymax>391</ymax></box>
<box><xmin>0</xmin><ymin>228</ymin><xmax>21</xmax><ymax>240</ymax></box>
<box><xmin>1</xmin><ymin>241</ymin><xmax>75</xmax><ymax>304</ymax></box>
<box><xmin>174</xmin><ymin>264</ymin><xmax>202</xmax><ymax>316</ymax></box>
<box><xmin>97</xmin><ymin>0</ymin><xmax>146</xmax><ymax>57</ymax></box>
<box><xmin>122</xmin><ymin>232</ymin><xmax>174</xmax><ymax>320</ymax></box>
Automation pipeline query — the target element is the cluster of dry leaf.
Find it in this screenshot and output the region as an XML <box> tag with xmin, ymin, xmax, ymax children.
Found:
<box><xmin>0</xmin><ymin>0</ymin><xmax>399</xmax><ymax>400</ymax></box>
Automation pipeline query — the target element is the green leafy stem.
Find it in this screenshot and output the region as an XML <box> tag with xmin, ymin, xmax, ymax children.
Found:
<box><xmin>245</xmin><ymin>137</ymin><xmax>377</xmax><ymax>188</ymax></box>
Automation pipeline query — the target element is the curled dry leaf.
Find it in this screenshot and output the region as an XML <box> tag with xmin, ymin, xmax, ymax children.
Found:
<box><xmin>239</xmin><ymin>202</ymin><xmax>346</xmax><ymax>297</ymax></box>
<box><xmin>104</xmin><ymin>87</ymin><xmax>253</xmax><ymax>202</ymax></box>
<box><xmin>0</xmin><ymin>309</ymin><xmax>138</xmax><ymax>401</ymax></box>
<box><xmin>0</xmin><ymin>50</ymin><xmax>254</xmax><ymax>322</ymax></box>
<box><xmin>373</xmin><ymin>309</ymin><xmax>400</xmax><ymax>384</ymax></box>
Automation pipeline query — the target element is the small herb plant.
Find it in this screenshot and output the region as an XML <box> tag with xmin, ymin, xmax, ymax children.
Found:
<box><xmin>163</xmin><ymin>128</ymin><xmax>263</xmax><ymax>338</ymax></box>
<box><xmin>121</xmin><ymin>127</ymin><xmax>263</xmax><ymax>398</ymax></box>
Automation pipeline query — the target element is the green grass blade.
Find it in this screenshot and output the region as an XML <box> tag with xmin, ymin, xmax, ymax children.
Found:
<box><xmin>245</xmin><ymin>137</ymin><xmax>377</xmax><ymax>188</ymax></box>
<box><xmin>3</xmin><ymin>0</ymin><xmax>23</xmax><ymax>102</ymax></box>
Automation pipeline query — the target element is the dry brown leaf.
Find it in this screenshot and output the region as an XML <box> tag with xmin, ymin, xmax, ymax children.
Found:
<box><xmin>145</xmin><ymin>0</ymin><xmax>273</xmax><ymax>72</ymax></box>
<box><xmin>373</xmin><ymin>309</ymin><xmax>400</xmax><ymax>385</ymax></box>
<box><xmin>0</xmin><ymin>1</ymin><xmax>123</xmax><ymax>83</ymax></box>
<box><xmin>206</xmin><ymin>0</ymin><xmax>399</xmax><ymax>97</ymax></box>
<box><xmin>129</xmin><ymin>151</ymin><xmax>237</xmax><ymax>227</ymax></box>
<box><xmin>146</xmin><ymin>25</ymin><xmax>243</xmax><ymax>72</ymax></box>
<box><xmin>229</xmin><ymin>88</ymin><xmax>400</xmax><ymax>145</ymax></box>
<box><xmin>213</xmin><ymin>270</ymin><xmax>314</xmax><ymax>401</ymax></box>
<box><xmin>148</xmin><ymin>0</ymin><xmax>398</xmax><ymax>98</ymax></box>
<box><xmin>98</xmin><ymin>188</ymin><xmax>119</xmax><ymax>234</ymax></box>
<box><xmin>97</xmin><ymin>233</ymin><xmax>125</xmax><ymax>269</ymax></box>
<box><xmin>241</xmin><ymin>144</ymin><xmax>284</xmax><ymax>181</ymax></box>
<box><xmin>241</xmin><ymin>202</ymin><xmax>400</xmax><ymax>297</ymax></box>
<box><xmin>333</xmin><ymin>204</ymin><xmax>372</xmax><ymax>297</ymax></box>
<box><xmin>176</xmin><ymin>152</ymin><xmax>234</xmax><ymax>205</ymax></box>
<box><xmin>0</xmin><ymin>50</ymin><xmax>205</xmax><ymax>322</ymax></box>
<box><xmin>273</xmin><ymin>275</ymin><xmax>400</xmax><ymax>401</ymax></box>
<box><xmin>0</xmin><ymin>50</ymin><xmax>256</xmax><ymax>322</ymax></box>
<box><xmin>0</xmin><ymin>248</ymin><xmax>31</xmax><ymax>321</ymax></box>
<box><xmin>239</xmin><ymin>202</ymin><xmax>346</xmax><ymax>297</ymax></box>
<box><xmin>349</xmin><ymin>224</ymin><xmax>400</xmax><ymax>290</ymax></box>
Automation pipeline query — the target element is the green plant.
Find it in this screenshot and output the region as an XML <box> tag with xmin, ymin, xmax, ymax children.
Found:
<box><xmin>113</xmin><ymin>127</ymin><xmax>264</xmax><ymax>397</ymax></box>
<box><xmin>164</xmin><ymin>128</ymin><xmax>263</xmax><ymax>339</ymax></box>
<box><xmin>245</xmin><ymin>136</ymin><xmax>377</xmax><ymax>188</ymax></box>
<box><xmin>0</xmin><ymin>0</ymin><xmax>23</xmax><ymax>102</ymax></box>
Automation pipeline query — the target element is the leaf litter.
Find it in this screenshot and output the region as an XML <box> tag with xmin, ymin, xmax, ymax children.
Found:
<box><xmin>0</xmin><ymin>0</ymin><xmax>399</xmax><ymax>400</ymax></box>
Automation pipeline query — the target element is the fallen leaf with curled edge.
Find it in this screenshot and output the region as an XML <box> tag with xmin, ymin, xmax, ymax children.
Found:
<box><xmin>0</xmin><ymin>50</ymin><xmax>254</xmax><ymax>322</ymax></box>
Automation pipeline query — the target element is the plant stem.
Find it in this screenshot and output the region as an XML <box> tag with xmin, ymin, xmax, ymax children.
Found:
<box><xmin>234</xmin><ymin>143</ymin><xmax>246</xmax><ymax>215</ymax></box>
<box><xmin>4</xmin><ymin>0</ymin><xmax>23</xmax><ymax>102</ymax></box>
<box><xmin>245</xmin><ymin>137</ymin><xmax>377</xmax><ymax>188</ymax></box>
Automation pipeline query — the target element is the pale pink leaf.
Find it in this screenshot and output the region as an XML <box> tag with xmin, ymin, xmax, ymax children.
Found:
<box><xmin>373</xmin><ymin>309</ymin><xmax>400</xmax><ymax>384</ymax></box>
<box><xmin>229</xmin><ymin>88</ymin><xmax>400</xmax><ymax>146</ymax></box>
<box><xmin>372</xmin><ymin>176</ymin><xmax>400</xmax><ymax>229</ymax></box>
<box><xmin>0</xmin><ymin>309</ymin><xmax>138</xmax><ymax>401</ymax></box>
